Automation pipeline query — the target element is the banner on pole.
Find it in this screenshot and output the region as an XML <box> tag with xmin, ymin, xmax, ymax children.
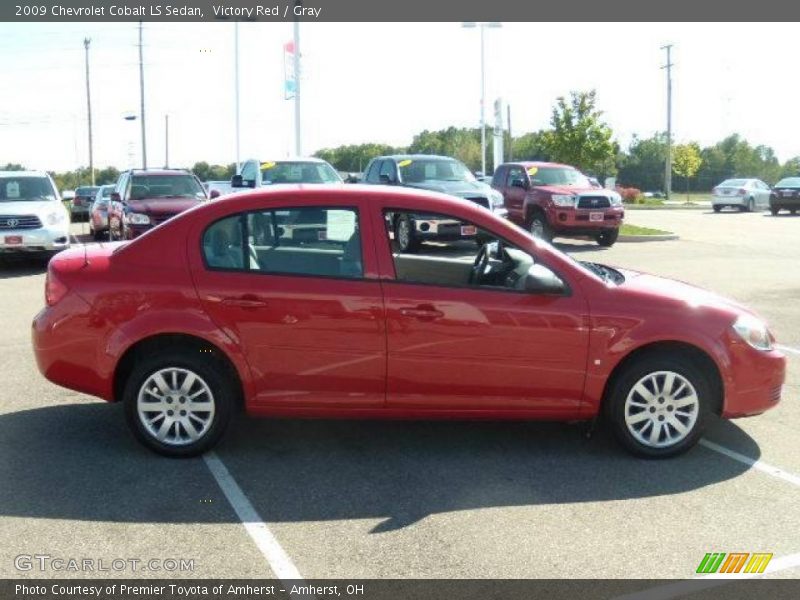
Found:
<box><xmin>284</xmin><ymin>40</ymin><xmax>296</xmax><ymax>99</ymax></box>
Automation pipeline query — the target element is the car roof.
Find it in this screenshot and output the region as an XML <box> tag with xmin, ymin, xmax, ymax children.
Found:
<box><xmin>250</xmin><ymin>157</ymin><xmax>330</xmax><ymax>164</ymax></box>
<box><xmin>372</xmin><ymin>154</ymin><xmax>459</xmax><ymax>162</ymax></box>
<box><xmin>129</xmin><ymin>169</ymin><xmax>191</xmax><ymax>176</ymax></box>
<box><xmin>501</xmin><ymin>161</ymin><xmax>576</xmax><ymax>170</ymax></box>
<box><xmin>0</xmin><ymin>170</ymin><xmax>51</xmax><ymax>178</ymax></box>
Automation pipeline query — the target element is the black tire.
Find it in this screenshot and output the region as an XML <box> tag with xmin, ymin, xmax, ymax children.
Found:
<box><xmin>394</xmin><ymin>214</ymin><xmax>420</xmax><ymax>253</ymax></box>
<box><xmin>604</xmin><ymin>352</ymin><xmax>712</xmax><ymax>458</ymax></box>
<box><xmin>791</xmin><ymin>209</ymin><xmax>797</xmax><ymax>215</ymax></box>
<box><xmin>712</xmin><ymin>205</ymin><xmax>722</xmax><ymax>213</ymax></box>
<box><xmin>596</xmin><ymin>229</ymin><xmax>619</xmax><ymax>247</ymax></box>
<box><xmin>123</xmin><ymin>349</ymin><xmax>234</xmax><ymax>457</ymax></box>
<box><xmin>770</xmin><ymin>207</ymin><xmax>780</xmax><ymax>216</ymax></box>
<box><xmin>746</xmin><ymin>198</ymin><xmax>755</xmax><ymax>212</ymax></box>
<box><xmin>527</xmin><ymin>211</ymin><xmax>553</xmax><ymax>243</ymax></box>
<box><xmin>92</xmin><ymin>228</ymin><xmax>104</xmax><ymax>241</ymax></box>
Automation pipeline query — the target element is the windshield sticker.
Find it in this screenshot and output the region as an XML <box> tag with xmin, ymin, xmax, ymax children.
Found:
<box><xmin>5</xmin><ymin>182</ymin><xmax>20</xmax><ymax>198</ymax></box>
<box><xmin>527</xmin><ymin>167</ymin><xmax>538</xmax><ymax>176</ymax></box>
<box><xmin>260</xmin><ymin>161</ymin><xmax>276</xmax><ymax>170</ymax></box>
<box><xmin>397</xmin><ymin>159</ymin><xmax>413</xmax><ymax>168</ymax></box>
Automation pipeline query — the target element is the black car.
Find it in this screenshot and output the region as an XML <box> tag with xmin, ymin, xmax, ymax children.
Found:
<box><xmin>71</xmin><ymin>185</ymin><xmax>99</xmax><ymax>221</ymax></box>
<box><xmin>769</xmin><ymin>177</ymin><xmax>800</xmax><ymax>215</ymax></box>
<box><xmin>361</xmin><ymin>154</ymin><xmax>508</xmax><ymax>252</ymax></box>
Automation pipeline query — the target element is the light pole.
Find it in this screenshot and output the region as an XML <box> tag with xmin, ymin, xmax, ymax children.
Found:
<box><xmin>124</xmin><ymin>113</ymin><xmax>137</xmax><ymax>168</ymax></box>
<box><xmin>661</xmin><ymin>44</ymin><xmax>673</xmax><ymax>200</ymax></box>
<box><xmin>234</xmin><ymin>21</ymin><xmax>240</xmax><ymax>174</ymax></box>
<box><xmin>83</xmin><ymin>37</ymin><xmax>94</xmax><ymax>186</ymax></box>
<box><xmin>462</xmin><ymin>21</ymin><xmax>501</xmax><ymax>176</ymax></box>
<box><xmin>138</xmin><ymin>21</ymin><xmax>147</xmax><ymax>169</ymax></box>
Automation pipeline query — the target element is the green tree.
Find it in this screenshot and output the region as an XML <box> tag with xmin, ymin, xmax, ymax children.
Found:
<box><xmin>1</xmin><ymin>163</ymin><xmax>25</xmax><ymax>171</ymax></box>
<box><xmin>540</xmin><ymin>90</ymin><xmax>617</xmax><ymax>175</ymax></box>
<box><xmin>511</xmin><ymin>131</ymin><xmax>549</xmax><ymax>162</ymax></box>
<box><xmin>315</xmin><ymin>143</ymin><xmax>400</xmax><ymax>173</ymax></box>
<box><xmin>672</xmin><ymin>143</ymin><xmax>703</xmax><ymax>200</ymax></box>
<box><xmin>408</xmin><ymin>127</ymin><xmax>483</xmax><ymax>172</ymax></box>
<box><xmin>616</xmin><ymin>133</ymin><xmax>667</xmax><ymax>191</ymax></box>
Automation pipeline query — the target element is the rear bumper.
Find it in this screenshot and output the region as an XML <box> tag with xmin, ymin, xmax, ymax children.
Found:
<box><xmin>711</xmin><ymin>196</ymin><xmax>748</xmax><ymax>207</ymax></box>
<box><xmin>770</xmin><ymin>196</ymin><xmax>800</xmax><ymax>208</ymax></box>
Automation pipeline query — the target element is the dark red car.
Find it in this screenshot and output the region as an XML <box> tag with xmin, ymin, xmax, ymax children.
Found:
<box><xmin>32</xmin><ymin>185</ymin><xmax>784</xmax><ymax>458</ymax></box>
<box><xmin>492</xmin><ymin>162</ymin><xmax>625</xmax><ymax>246</ymax></box>
<box><xmin>108</xmin><ymin>168</ymin><xmax>215</xmax><ymax>240</ymax></box>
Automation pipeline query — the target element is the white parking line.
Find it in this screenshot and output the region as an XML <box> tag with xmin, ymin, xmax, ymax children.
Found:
<box><xmin>203</xmin><ymin>451</ymin><xmax>304</xmax><ymax>581</ymax></box>
<box><xmin>776</xmin><ymin>344</ymin><xmax>800</xmax><ymax>356</ymax></box>
<box><xmin>700</xmin><ymin>439</ymin><xmax>800</xmax><ymax>488</ymax></box>
<box><xmin>612</xmin><ymin>552</ymin><xmax>800</xmax><ymax>600</ymax></box>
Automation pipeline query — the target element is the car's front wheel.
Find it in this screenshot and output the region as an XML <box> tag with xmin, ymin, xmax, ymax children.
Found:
<box><xmin>596</xmin><ymin>228</ymin><xmax>619</xmax><ymax>247</ymax></box>
<box><xmin>770</xmin><ymin>207</ymin><xmax>780</xmax><ymax>216</ymax></box>
<box><xmin>528</xmin><ymin>211</ymin><xmax>553</xmax><ymax>243</ymax></box>
<box><xmin>605</xmin><ymin>353</ymin><xmax>711</xmax><ymax>458</ymax></box>
<box><xmin>123</xmin><ymin>350</ymin><xmax>234</xmax><ymax>457</ymax></box>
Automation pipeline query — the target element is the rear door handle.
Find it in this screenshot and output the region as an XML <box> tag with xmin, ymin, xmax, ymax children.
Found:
<box><xmin>399</xmin><ymin>305</ymin><xmax>444</xmax><ymax>321</ymax></box>
<box><xmin>221</xmin><ymin>295</ymin><xmax>268</xmax><ymax>309</ymax></box>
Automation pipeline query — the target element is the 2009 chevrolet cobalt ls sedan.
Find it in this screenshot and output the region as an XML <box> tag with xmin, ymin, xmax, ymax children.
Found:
<box><xmin>32</xmin><ymin>185</ymin><xmax>785</xmax><ymax>458</ymax></box>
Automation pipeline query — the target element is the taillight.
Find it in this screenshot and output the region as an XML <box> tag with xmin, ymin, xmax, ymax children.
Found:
<box><xmin>738</xmin><ymin>188</ymin><xmax>747</xmax><ymax>196</ymax></box>
<box><xmin>45</xmin><ymin>270</ymin><xmax>68</xmax><ymax>306</ymax></box>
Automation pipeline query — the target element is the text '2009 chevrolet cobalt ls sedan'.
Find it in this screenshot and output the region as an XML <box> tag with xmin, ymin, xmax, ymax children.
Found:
<box><xmin>32</xmin><ymin>185</ymin><xmax>785</xmax><ymax>457</ymax></box>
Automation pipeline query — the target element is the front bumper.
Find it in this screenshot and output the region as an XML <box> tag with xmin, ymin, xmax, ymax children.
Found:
<box><xmin>547</xmin><ymin>206</ymin><xmax>624</xmax><ymax>233</ymax></box>
<box><xmin>0</xmin><ymin>226</ymin><xmax>70</xmax><ymax>253</ymax></box>
<box><xmin>722</xmin><ymin>342</ymin><xmax>785</xmax><ymax>418</ymax></box>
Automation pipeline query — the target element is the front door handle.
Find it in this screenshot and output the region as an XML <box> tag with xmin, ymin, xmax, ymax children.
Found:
<box><xmin>221</xmin><ymin>295</ymin><xmax>268</xmax><ymax>309</ymax></box>
<box><xmin>399</xmin><ymin>304</ymin><xmax>444</xmax><ymax>321</ymax></box>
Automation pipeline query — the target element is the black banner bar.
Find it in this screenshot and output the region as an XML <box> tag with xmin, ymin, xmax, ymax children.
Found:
<box><xmin>3</xmin><ymin>0</ymin><xmax>800</xmax><ymax>22</ymax></box>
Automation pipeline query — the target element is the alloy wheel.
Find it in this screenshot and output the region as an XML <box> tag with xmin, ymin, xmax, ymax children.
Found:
<box><xmin>136</xmin><ymin>367</ymin><xmax>216</xmax><ymax>447</ymax></box>
<box><xmin>623</xmin><ymin>370</ymin><xmax>699</xmax><ymax>449</ymax></box>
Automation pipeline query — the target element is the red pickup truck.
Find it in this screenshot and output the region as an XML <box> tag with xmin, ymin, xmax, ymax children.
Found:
<box><xmin>492</xmin><ymin>161</ymin><xmax>624</xmax><ymax>246</ymax></box>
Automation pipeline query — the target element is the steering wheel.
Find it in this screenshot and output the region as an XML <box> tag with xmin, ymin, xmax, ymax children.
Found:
<box><xmin>468</xmin><ymin>243</ymin><xmax>490</xmax><ymax>285</ymax></box>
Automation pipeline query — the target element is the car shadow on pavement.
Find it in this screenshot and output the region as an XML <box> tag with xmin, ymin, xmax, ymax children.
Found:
<box><xmin>0</xmin><ymin>403</ymin><xmax>759</xmax><ymax>530</ymax></box>
<box><xmin>552</xmin><ymin>241</ymin><xmax>609</xmax><ymax>254</ymax></box>
<box><xmin>0</xmin><ymin>256</ymin><xmax>48</xmax><ymax>278</ymax></box>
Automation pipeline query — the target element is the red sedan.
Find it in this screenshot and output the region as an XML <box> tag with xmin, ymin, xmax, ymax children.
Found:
<box><xmin>32</xmin><ymin>185</ymin><xmax>785</xmax><ymax>458</ymax></box>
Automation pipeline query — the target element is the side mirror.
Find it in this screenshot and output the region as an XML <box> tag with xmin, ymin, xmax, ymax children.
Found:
<box><xmin>511</xmin><ymin>178</ymin><xmax>527</xmax><ymax>189</ymax></box>
<box><xmin>231</xmin><ymin>174</ymin><xmax>244</xmax><ymax>188</ymax></box>
<box><xmin>209</xmin><ymin>189</ymin><xmax>221</xmax><ymax>199</ymax></box>
<box><xmin>379</xmin><ymin>174</ymin><xmax>396</xmax><ymax>185</ymax></box>
<box><xmin>110</xmin><ymin>192</ymin><xmax>121</xmax><ymax>203</ymax></box>
<box><xmin>524</xmin><ymin>264</ymin><xmax>566</xmax><ymax>295</ymax></box>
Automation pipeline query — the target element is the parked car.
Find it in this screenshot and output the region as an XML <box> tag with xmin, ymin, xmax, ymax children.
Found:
<box><xmin>361</xmin><ymin>154</ymin><xmax>507</xmax><ymax>252</ymax></box>
<box><xmin>492</xmin><ymin>162</ymin><xmax>624</xmax><ymax>246</ymax></box>
<box><xmin>231</xmin><ymin>157</ymin><xmax>343</xmax><ymax>189</ymax></box>
<box><xmin>711</xmin><ymin>178</ymin><xmax>771</xmax><ymax>213</ymax></box>
<box><xmin>108</xmin><ymin>169</ymin><xmax>212</xmax><ymax>241</ymax></box>
<box><xmin>88</xmin><ymin>185</ymin><xmax>115</xmax><ymax>241</ymax></box>
<box><xmin>768</xmin><ymin>177</ymin><xmax>800</xmax><ymax>215</ymax></box>
<box><xmin>71</xmin><ymin>185</ymin><xmax>99</xmax><ymax>221</ymax></box>
<box><xmin>0</xmin><ymin>170</ymin><xmax>70</xmax><ymax>259</ymax></box>
<box><xmin>33</xmin><ymin>185</ymin><xmax>784</xmax><ymax>458</ymax></box>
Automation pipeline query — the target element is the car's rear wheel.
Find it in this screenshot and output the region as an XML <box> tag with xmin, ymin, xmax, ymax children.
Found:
<box><xmin>747</xmin><ymin>198</ymin><xmax>755</xmax><ymax>212</ymax></box>
<box><xmin>712</xmin><ymin>205</ymin><xmax>722</xmax><ymax>213</ymax></box>
<box><xmin>527</xmin><ymin>212</ymin><xmax>553</xmax><ymax>243</ymax></box>
<box><xmin>596</xmin><ymin>228</ymin><xmax>619</xmax><ymax>247</ymax></box>
<box><xmin>394</xmin><ymin>214</ymin><xmax>420</xmax><ymax>253</ymax></box>
<box><xmin>123</xmin><ymin>351</ymin><xmax>233</xmax><ymax>457</ymax></box>
<box><xmin>605</xmin><ymin>353</ymin><xmax>710</xmax><ymax>458</ymax></box>
<box><xmin>791</xmin><ymin>209</ymin><xmax>797</xmax><ymax>215</ymax></box>
<box><xmin>770</xmin><ymin>207</ymin><xmax>780</xmax><ymax>216</ymax></box>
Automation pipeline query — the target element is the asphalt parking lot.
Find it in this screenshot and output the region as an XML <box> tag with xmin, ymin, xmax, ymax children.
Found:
<box><xmin>0</xmin><ymin>209</ymin><xmax>798</xmax><ymax>581</ymax></box>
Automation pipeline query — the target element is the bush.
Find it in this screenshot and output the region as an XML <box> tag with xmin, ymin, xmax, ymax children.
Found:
<box><xmin>616</xmin><ymin>186</ymin><xmax>644</xmax><ymax>204</ymax></box>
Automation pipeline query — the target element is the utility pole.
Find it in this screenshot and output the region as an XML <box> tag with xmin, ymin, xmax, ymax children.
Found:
<box><xmin>138</xmin><ymin>21</ymin><xmax>147</xmax><ymax>169</ymax></box>
<box><xmin>293</xmin><ymin>5</ymin><xmax>302</xmax><ymax>156</ymax></box>
<box><xmin>507</xmin><ymin>104</ymin><xmax>512</xmax><ymax>161</ymax></box>
<box><xmin>83</xmin><ymin>38</ymin><xmax>94</xmax><ymax>185</ymax></box>
<box><xmin>164</xmin><ymin>114</ymin><xmax>169</xmax><ymax>168</ymax></box>
<box><xmin>234</xmin><ymin>21</ymin><xmax>240</xmax><ymax>173</ymax></box>
<box><xmin>661</xmin><ymin>44</ymin><xmax>673</xmax><ymax>199</ymax></box>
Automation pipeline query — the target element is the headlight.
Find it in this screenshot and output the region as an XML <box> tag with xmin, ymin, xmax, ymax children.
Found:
<box><xmin>125</xmin><ymin>212</ymin><xmax>151</xmax><ymax>225</ymax></box>
<box><xmin>489</xmin><ymin>190</ymin><xmax>505</xmax><ymax>208</ymax></box>
<box><xmin>732</xmin><ymin>315</ymin><xmax>773</xmax><ymax>351</ymax></box>
<box><xmin>45</xmin><ymin>211</ymin><xmax>67</xmax><ymax>225</ymax></box>
<box><xmin>609</xmin><ymin>192</ymin><xmax>623</xmax><ymax>206</ymax></box>
<box><xmin>551</xmin><ymin>194</ymin><xmax>576</xmax><ymax>207</ymax></box>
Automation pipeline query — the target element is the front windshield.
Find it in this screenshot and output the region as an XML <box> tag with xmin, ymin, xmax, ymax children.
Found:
<box><xmin>776</xmin><ymin>177</ymin><xmax>800</xmax><ymax>188</ymax></box>
<box><xmin>528</xmin><ymin>166</ymin><xmax>591</xmax><ymax>187</ymax></box>
<box><xmin>0</xmin><ymin>176</ymin><xmax>57</xmax><ymax>202</ymax></box>
<box><xmin>130</xmin><ymin>174</ymin><xmax>205</xmax><ymax>199</ymax></box>
<box><xmin>399</xmin><ymin>158</ymin><xmax>476</xmax><ymax>183</ymax></box>
<box><xmin>260</xmin><ymin>161</ymin><xmax>342</xmax><ymax>184</ymax></box>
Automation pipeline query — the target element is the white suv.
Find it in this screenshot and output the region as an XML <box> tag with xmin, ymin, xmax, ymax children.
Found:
<box><xmin>0</xmin><ymin>171</ymin><xmax>70</xmax><ymax>259</ymax></box>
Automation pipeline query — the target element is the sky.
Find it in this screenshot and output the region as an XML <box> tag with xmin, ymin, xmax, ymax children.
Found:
<box><xmin>0</xmin><ymin>21</ymin><xmax>797</xmax><ymax>173</ymax></box>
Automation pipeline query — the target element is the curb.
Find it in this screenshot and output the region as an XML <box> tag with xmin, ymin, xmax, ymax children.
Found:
<box><xmin>618</xmin><ymin>233</ymin><xmax>679</xmax><ymax>242</ymax></box>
